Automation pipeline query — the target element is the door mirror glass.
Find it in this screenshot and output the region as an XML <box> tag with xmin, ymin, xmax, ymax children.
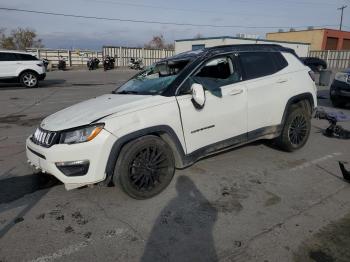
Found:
<box><xmin>191</xmin><ymin>83</ymin><xmax>206</xmax><ymax>109</ymax></box>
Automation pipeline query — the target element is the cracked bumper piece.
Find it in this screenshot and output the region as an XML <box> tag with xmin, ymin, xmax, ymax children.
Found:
<box><xmin>26</xmin><ymin>129</ymin><xmax>117</xmax><ymax>190</ymax></box>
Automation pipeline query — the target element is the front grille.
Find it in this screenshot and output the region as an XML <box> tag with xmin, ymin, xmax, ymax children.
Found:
<box><xmin>31</xmin><ymin>128</ymin><xmax>58</xmax><ymax>147</ymax></box>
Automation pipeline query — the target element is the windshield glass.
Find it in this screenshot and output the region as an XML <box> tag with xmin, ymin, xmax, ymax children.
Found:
<box><xmin>115</xmin><ymin>59</ymin><xmax>190</xmax><ymax>95</ymax></box>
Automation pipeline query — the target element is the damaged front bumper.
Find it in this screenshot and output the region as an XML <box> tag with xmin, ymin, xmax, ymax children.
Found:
<box><xmin>26</xmin><ymin>129</ymin><xmax>117</xmax><ymax>190</ymax></box>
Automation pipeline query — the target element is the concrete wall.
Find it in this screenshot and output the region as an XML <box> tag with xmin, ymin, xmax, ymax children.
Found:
<box><xmin>175</xmin><ymin>37</ymin><xmax>310</xmax><ymax>57</ymax></box>
<box><xmin>267</xmin><ymin>30</ymin><xmax>324</xmax><ymax>51</ymax></box>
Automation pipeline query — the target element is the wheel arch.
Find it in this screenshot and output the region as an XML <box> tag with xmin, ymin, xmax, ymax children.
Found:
<box><xmin>105</xmin><ymin>125</ymin><xmax>186</xmax><ymax>183</ymax></box>
<box><xmin>281</xmin><ymin>92</ymin><xmax>315</xmax><ymax>126</ymax></box>
<box><xmin>18</xmin><ymin>69</ymin><xmax>39</xmax><ymax>78</ymax></box>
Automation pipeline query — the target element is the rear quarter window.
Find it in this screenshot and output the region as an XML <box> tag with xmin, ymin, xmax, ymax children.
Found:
<box><xmin>239</xmin><ymin>52</ymin><xmax>288</xmax><ymax>80</ymax></box>
<box><xmin>16</xmin><ymin>54</ymin><xmax>39</xmax><ymax>61</ymax></box>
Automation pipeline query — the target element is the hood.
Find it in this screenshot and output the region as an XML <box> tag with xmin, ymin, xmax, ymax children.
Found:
<box><xmin>40</xmin><ymin>94</ymin><xmax>163</xmax><ymax>131</ymax></box>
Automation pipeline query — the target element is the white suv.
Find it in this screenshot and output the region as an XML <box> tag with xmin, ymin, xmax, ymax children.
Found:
<box><xmin>26</xmin><ymin>45</ymin><xmax>317</xmax><ymax>199</ymax></box>
<box><xmin>0</xmin><ymin>50</ymin><xmax>46</xmax><ymax>88</ymax></box>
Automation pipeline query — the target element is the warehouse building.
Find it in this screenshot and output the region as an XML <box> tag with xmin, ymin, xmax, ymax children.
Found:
<box><xmin>174</xmin><ymin>36</ymin><xmax>310</xmax><ymax>57</ymax></box>
<box><xmin>266</xmin><ymin>28</ymin><xmax>350</xmax><ymax>51</ymax></box>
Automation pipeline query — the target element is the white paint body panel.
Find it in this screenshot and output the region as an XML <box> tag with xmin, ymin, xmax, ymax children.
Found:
<box><xmin>176</xmin><ymin>82</ymin><xmax>247</xmax><ymax>153</ymax></box>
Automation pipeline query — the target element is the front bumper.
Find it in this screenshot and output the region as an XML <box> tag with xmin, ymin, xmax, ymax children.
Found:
<box><xmin>330</xmin><ymin>80</ymin><xmax>350</xmax><ymax>98</ymax></box>
<box><xmin>26</xmin><ymin>129</ymin><xmax>117</xmax><ymax>190</ymax></box>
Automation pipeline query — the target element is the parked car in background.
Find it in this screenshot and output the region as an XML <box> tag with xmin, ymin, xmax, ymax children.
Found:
<box><xmin>300</xmin><ymin>57</ymin><xmax>327</xmax><ymax>72</ymax></box>
<box><xmin>26</xmin><ymin>44</ymin><xmax>316</xmax><ymax>199</ymax></box>
<box><xmin>330</xmin><ymin>69</ymin><xmax>350</xmax><ymax>107</ymax></box>
<box><xmin>0</xmin><ymin>50</ymin><xmax>46</xmax><ymax>88</ymax></box>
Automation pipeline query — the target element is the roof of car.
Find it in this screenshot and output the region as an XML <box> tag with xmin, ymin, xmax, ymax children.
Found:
<box><xmin>204</xmin><ymin>44</ymin><xmax>293</xmax><ymax>53</ymax></box>
<box><xmin>160</xmin><ymin>44</ymin><xmax>296</xmax><ymax>64</ymax></box>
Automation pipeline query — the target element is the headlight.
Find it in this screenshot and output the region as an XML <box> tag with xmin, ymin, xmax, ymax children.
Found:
<box><xmin>59</xmin><ymin>124</ymin><xmax>104</xmax><ymax>144</ymax></box>
<box><xmin>335</xmin><ymin>72</ymin><xmax>349</xmax><ymax>83</ymax></box>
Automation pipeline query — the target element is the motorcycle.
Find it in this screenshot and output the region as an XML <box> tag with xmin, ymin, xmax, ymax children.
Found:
<box><xmin>42</xmin><ymin>58</ymin><xmax>49</xmax><ymax>70</ymax></box>
<box><xmin>129</xmin><ymin>58</ymin><xmax>144</xmax><ymax>70</ymax></box>
<box><xmin>87</xmin><ymin>57</ymin><xmax>100</xmax><ymax>70</ymax></box>
<box><xmin>103</xmin><ymin>56</ymin><xmax>115</xmax><ymax>71</ymax></box>
<box><xmin>58</xmin><ymin>59</ymin><xmax>66</xmax><ymax>71</ymax></box>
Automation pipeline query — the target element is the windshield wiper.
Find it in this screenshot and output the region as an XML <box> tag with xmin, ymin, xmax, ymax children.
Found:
<box><xmin>114</xmin><ymin>90</ymin><xmax>140</xmax><ymax>95</ymax></box>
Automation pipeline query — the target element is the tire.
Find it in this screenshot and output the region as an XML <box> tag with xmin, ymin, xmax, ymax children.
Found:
<box><xmin>275</xmin><ymin>103</ymin><xmax>311</xmax><ymax>152</ymax></box>
<box><xmin>113</xmin><ymin>135</ymin><xmax>175</xmax><ymax>199</ymax></box>
<box><xmin>20</xmin><ymin>71</ymin><xmax>38</xmax><ymax>88</ymax></box>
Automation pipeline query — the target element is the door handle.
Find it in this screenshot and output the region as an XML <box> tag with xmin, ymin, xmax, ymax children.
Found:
<box><xmin>277</xmin><ymin>79</ymin><xmax>288</xmax><ymax>84</ymax></box>
<box><xmin>229</xmin><ymin>89</ymin><xmax>243</xmax><ymax>96</ymax></box>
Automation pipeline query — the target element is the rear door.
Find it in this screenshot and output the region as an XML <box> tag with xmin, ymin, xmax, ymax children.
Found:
<box><xmin>0</xmin><ymin>52</ymin><xmax>20</xmax><ymax>78</ymax></box>
<box><xmin>239</xmin><ymin>52</ymin><xmax>290</xmax><ymax>137</ymax></box>
<box><xmin>176</xmin><ymin>54</ymin><xmax>248</xmax><ymax>154</ymax></box>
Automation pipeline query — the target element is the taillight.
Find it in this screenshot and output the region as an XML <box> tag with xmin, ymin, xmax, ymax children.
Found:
<box><xmin>308</xmin><ymin>70</ymin><xmax>315</xmax><ymax>82</ymax></box>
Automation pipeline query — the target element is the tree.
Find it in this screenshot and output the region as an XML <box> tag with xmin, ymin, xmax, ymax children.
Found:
<box><xmin>0</xmin><ymin>27</ymin><xmax>44</xmax><ymax>50</ymax></box>
<box><xmin>144</xmin><ymin>34</ymin><xmax>174</xmax><ymax>50</ymax></box>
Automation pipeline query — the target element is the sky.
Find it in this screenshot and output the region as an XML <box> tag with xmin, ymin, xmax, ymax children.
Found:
<box><xmin>0</xmin><ymin>0</ymin><xmax>350</xmax><ymax>50</ymax></box>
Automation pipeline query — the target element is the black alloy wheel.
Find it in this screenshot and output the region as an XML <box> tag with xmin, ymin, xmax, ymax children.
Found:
<box><xmin>288</xmin><ymin>114</ymin><xmax>308</xmax><ymax>146</ymax></box>
<box><xmin>114</xmin><ymin>136</ymin><xmax>175</xmax><ymax>199</ymax></box>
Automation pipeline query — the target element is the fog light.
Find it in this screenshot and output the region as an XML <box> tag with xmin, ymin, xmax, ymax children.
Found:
<box><xmin>55</xmin><ymin>160</ymin><xmax>89</xmax><ymax>176</ymax></box>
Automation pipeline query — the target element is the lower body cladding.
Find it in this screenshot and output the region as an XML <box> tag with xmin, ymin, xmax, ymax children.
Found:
<box><xmin>26</xmin><ymin>129</ymin><xmax>117</xmax><ymax>190</ymax></box>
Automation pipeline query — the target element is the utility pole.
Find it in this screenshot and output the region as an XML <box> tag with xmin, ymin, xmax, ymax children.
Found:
<box><xmin>338</xmin><ymin>5</ymin><xmax>347</xmax><ymax>31</ymax></box>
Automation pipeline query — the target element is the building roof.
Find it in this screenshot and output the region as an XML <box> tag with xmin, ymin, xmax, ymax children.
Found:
<box><xmin>175</xmin><ymin>35</ymin><xmax>310</xmax><ymax>46</ymax></box>
<box><xmin>267</xmin><ymin>28</ymin><xmax>350</xmax><ymax>35</ymax></box>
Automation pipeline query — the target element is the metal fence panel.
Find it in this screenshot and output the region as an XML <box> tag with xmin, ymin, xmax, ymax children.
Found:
<box><xmin>309</xmin><ymin>50</ymin><xmax>350</xmax><ymax>70</ymax></box>
<box><xmin>103</xmin><ymin>46</ymin><xmax>175</xmax><ymax>67</ymax></box>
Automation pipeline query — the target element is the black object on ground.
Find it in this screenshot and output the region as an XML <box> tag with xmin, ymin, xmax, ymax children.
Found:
<box><xmin>339</xmin><ymin>162</ymin><xmax>350</xmax><ymax>182</ymax></box>
<box><xmin>315</xmin><ymin>108</ymin><xmax>350</xmax><ymax>139</ymax></box>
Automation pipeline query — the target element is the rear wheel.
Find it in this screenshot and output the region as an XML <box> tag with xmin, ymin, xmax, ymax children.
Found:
<box><xmin>113</xmin><ymin>136</ymin><xmax>175</xmax><ymax>199</ymax></box>
<box><xmin>275</xmin><ymin>104</ymin><xmax>311</xmax><ymax>152</ymax></box>
<box><xmin>20</xmin><ymin>71</ymin><xmax>38</xmax><ymax>88</ymax></box>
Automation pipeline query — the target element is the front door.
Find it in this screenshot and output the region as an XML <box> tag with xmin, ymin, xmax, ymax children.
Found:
<box><xmin>176</xmin><ymin>55</ymin><xmax>248</xmax><ymax>154</ymax></box>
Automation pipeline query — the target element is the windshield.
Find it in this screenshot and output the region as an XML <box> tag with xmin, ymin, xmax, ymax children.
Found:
<box><xmin>115</xmin><ymin>59</ymin><xmax>190</xmax><ymax>95</ymax></box>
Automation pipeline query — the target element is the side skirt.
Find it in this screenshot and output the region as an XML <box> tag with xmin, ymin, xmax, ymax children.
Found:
<box><xmin>181</xmin><ymin>125</ymin><xmax>281</xmax><ymax>168</ymax></box>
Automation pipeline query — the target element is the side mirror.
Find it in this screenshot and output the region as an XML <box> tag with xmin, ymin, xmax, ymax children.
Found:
<box><xmin>191</xmin><ymin>83</ymin><xmax>206</xmax><ymax>109</ymax></box>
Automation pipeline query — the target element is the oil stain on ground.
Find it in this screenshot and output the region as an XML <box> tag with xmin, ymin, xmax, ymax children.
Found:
<box><xmin>294</xmin><ymin>213</ymin><xmax>350</xmax><ymax>262</ymax></box>
<box><xmin>0</xmin><ymin>114</ymin><xmax>43</xmax><ymax>127</ymax></box>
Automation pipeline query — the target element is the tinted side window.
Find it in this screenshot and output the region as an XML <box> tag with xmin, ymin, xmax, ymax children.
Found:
<box><xmin>240</xmin><ymin>52</ymin><xmax>279</xmax><ymax>80</ymax></box>
<box><xmin>271</xmin><ymin>52</ymin><xmax>288</xmax><ymax>71</ymax></box>
<box><xmin>0</xmin><ymin>53</ymin><xmax>18</xmax><ymax>61</ymax></box>
<box><xmin>16</xmin><ymin>54</ymin><xmax>38</xmax><ymax>61</ymax></box>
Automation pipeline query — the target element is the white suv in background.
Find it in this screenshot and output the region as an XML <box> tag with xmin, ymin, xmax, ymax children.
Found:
<box><xmin>26</xmin><ymin>44</ymin><xmax>317</xmax><ymax>199</ymax></box>
<box><xmin>0</xmin><ymin>50</ymin><xmax>46</xmax><ymax>88</ymax></box>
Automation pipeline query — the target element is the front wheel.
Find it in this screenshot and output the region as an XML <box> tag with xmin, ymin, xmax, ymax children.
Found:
<box><xmin>20</xmin><ymin>71</ymin><xmax>38</xmax><ymax>88</ymax></box>
<box><xmin>275</xmin><ymin>104</ymin><xmax>311</xmax><ymax>152</ymax></box>
<box><xmin>113</xmin><ymin>136</ymin><xmax>175</xmax><ymax>199</ymax></box>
